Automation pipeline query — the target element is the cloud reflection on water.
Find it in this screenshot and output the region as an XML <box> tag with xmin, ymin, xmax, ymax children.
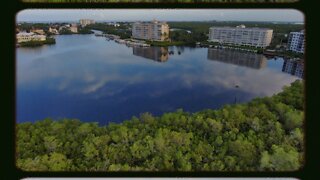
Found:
<box><xmin>16</xmin><ymin>34</ymin><xmax>300</xmax><ymax>123</ymax></box>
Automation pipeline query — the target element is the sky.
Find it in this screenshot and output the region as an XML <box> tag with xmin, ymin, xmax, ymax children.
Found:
<box><xmin>16</xmin><ymin>9</ymin><xmax>304</xmax><ymax>23</ymax></box>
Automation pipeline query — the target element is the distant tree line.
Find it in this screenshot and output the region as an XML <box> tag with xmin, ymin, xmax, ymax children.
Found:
<box><xmin>167</xmin><ymin>21</ymin><xmax>304</xmax><ymax>49</ymax></box>
<box><xmin>169</xmin><ymin>30</ymin><xmax>207</xmax><ymax>45</ymax></box>
<box><xmin>17</xmin><ymin>80</ymin><xmax>304</xmax><ymax>171</ymax></box>
<box><xmin>87</xmin><ymin>23</ymin><xmax>132</xmax><ymax>39</ymax></box>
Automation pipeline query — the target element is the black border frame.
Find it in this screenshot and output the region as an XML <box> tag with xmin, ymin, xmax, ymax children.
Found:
<box><xmin>2</xmin><ymin>0</ymin><xmax>319</xmax><ymax>179</ymax></box>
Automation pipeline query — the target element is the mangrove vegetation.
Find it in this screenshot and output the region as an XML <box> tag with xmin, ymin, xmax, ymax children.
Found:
<box><xmin>16</xmin><ymin>80</ymin><xmax>304</xmax><ymax>171</ymax></box>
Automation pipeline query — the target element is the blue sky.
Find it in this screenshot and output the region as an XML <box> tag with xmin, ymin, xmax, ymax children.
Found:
<box><xmin>17</xmin><ymin>9</ymin><xmax>304</xmax><ymax>22</ymax></box>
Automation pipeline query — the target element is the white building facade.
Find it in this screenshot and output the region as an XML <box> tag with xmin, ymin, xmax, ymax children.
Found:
<box><xmin>79</xmin><ymin>19</ymin><xmax>95</xmax><ymax>27</ymax></box>
<box><xmin>287</xmin><ymin>30</ymin><xmax>305</xmax><ymax>54</ymax></box>
<box><xmin>49</xmin><ymin>27</ymin><xmax>59</xmax><ymax>35</ymax></box>
<box><xmin>16</xmin><ymin>32</ymin><xmax>46</xmax><ymax>43</ymax></box>
<box><xmin>132</xmin><ymin>20</ymin><xmax>170</xmax><ymax>41</ymax></box>
<box><xmin>208</xmin><ymin>25</ymin><xmax>273</xmax><ymax>48</ymax></box>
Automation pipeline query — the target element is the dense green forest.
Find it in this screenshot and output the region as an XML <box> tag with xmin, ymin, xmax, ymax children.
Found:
<box><xmin>88</xmin><ymin>23</ymin><xmax>132</xmax><ymax>39</ymax></box>
<box><xmin>22</xmin><ymin>0</ymin><xmax>297</xmax><ymax>3</ymax></box>
<box><xmin>17</xmin><ymin>80</ymin><xmax>304</xmax><ymax>171</ymax></box>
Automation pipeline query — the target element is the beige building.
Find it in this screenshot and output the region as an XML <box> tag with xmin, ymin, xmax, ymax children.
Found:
<box><xmin>70</xmin><ymin>24</ymin><xmax>78</xmax><ymax>33</ymax></box>
<box><xmin>132</xmin><ymin>20</ymin><xmax>170</xmax><ymax>41</ymax></box>
<box><xmin>16</xmin><ymin>32</ymin><xmax>46</xmax><ymax>43</ymax></box>
<box><xmin>208</xmin><ymin>25</ymin><xmax>273</xmax><ymax>48</ymax></box>
<box><xmin>30</xmin><ymin>29</ymin><xmax>45</xmax><ymax>35</ymax></box>
<box><xmin>79</xmin><ymin>19</ymin><xmax>95</xmax><ymax>27</ymax></box>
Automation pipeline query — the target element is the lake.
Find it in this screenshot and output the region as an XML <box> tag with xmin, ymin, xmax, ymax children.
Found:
<box><xmin>16</xmin><ymin>33</ymin><xmax>301</xmax><ymax>124</ymax></box>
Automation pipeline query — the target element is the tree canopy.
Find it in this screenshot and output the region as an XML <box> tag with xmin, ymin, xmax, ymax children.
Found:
<box><xmin>17</xmin><ymin>80</ymin><xmax>304</xmax><ymax>171</ymax></box>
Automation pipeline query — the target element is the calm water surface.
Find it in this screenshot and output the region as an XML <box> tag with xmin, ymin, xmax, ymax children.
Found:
<box><xmin>16</xmin><ymin>34</ymin><xmax>300</xmax><ymax>124</ymax></box>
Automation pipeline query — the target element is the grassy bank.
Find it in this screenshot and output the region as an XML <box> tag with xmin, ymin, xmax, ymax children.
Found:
<box><xmin>264</xmin><ymin>50</ymin><xmax>304</xmax><ymax>59</ymax></box>
<box><xmin>19</xmin><ymin>37</ymin><xmax>56</xmax><ymax>47</ymax></box>
<box><xmin>147</xmin><ymin>41</ymin><xmax>192</xmax><ymax>47</ymax></box>
<box><xmin>203</xmin><ymin>42</ymin><xmax>264</xmax><ymax>53</ymax></box>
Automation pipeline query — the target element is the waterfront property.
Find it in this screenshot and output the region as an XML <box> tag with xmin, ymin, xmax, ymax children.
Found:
<box><xmin>79</xmin><ymin>19</ymin><xmax>95</xmax><ymax>27</ymax></box>
<box><xmin>287</xmin><ymin>30</ymin><xmax>305</xmax><ymax>54</ymax></box>
<box><xmin>208</xmin><ymin>25</ymin><xmax>273</xmax><ymax>48</ymax></box>
<box><xmin>132</xmin><ymin>20</ymin><xmax>170</xmax><ymax>41</ymax></box>
<box><xmin>16</xmin><ymin>32</ymin><xmax>46</xmax><ymax>43</ymax></box>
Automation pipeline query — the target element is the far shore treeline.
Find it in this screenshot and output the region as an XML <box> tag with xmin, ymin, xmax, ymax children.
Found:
<box><xmin>16</xmin><ymin>21</ymin><xmax>304</xmax><ymax>59</ymax></box>
<box><xmin>17</xmin><ymin>80</ymin><xmax>304</xmax><ymax>171</ymax></box>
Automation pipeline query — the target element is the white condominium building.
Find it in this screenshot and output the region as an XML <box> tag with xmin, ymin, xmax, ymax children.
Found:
<box><xmin>132</xmin><ymin>20</ymin><xmax>170</xmax><ymax>41</ymax></box>
<box><xmin>208</xmin><ymin>25</ymin><xmax>273</xmax><ymax>48</ymax></box>
<box><xmin>79</xmin><ymin>19</ymin><xmax>95</xmax><ymax>27</ymax></box>
<box><xmin>16</xmin><ymin>32</ymin><xmax>46</xmax><ymax>43</ymax></box>
<box><xmin>287</xmin><ymin>30</ymin><xmax>305</xmax><ymax>54</ymax></box>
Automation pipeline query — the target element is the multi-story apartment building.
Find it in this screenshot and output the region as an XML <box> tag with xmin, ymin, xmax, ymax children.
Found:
<box><xmin>16</xmin><ymin>32</ymin><xmax>46</xmax><ymax>43</ymax></box>
<box><xmin>208</xmin><ymin>25</ymin><xmax>273</xmax><ymax>48</ymax></box>
<box><xmin>287</xmin><ymin>30</ymin><xmax>305</xmax><ymax>54</ymax></box>
<box><xmin>79</xmin><ymin>19</ymin><xmax>95</xmax><ymax>27</ymax></box>
<box><xmin>132</xmin><ymin>20</ymin><xmax>170</xmax><ymax>41</ymax></box>
<box><xmin>207</xmin><ymin>48</ymin><xmax>267</xmax><ymax>69</ymax></box>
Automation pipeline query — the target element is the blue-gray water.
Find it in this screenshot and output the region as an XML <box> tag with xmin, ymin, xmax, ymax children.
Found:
<box><xmin>16</xmin><ymin>34</ymin><xmax>301</xmax><ymax>124</ymax></box>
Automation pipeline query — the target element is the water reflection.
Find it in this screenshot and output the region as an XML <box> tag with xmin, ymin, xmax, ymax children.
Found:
<box><xmin>207</xmin><ymin>48</ymin><xmax>267</xmax><ymax>69</ymax></box>
<box><xmin>16</xmin><ymin>34</ymin><xmax>299</xmax><ymax>124</ymax></box>
<box><xmin>132</xmin><ymin>46</ymin><xmax>169</xmax><ymax>62</ymax></box>
<box><xmin>282</xmin><ymin>59</ymin><xmax>304</xmax><ymax>78</ymax></box>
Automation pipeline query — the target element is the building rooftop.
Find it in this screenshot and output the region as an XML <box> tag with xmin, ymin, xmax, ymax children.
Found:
<box><xmin>210</xmin><ymin>26</ymin><xmax>273</xmax><ymax>31</ymax></box>
<box><xmin>134</xmin><ymin>20</ymin><xmax>168</xmax><ymax>25</ymax></box>
<box><xmin>17</xmin><ymin>32</ymin><xmax>35</xmax><ymax>36</ymax></box>
<box><xmin>290</xmin><ymin>30</ymin><xmax>305</xmax><ymax>34</ymax></box>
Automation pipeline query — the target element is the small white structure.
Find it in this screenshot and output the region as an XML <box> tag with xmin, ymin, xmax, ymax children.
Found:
<box><xmin>16</xmin><ymin>32</ymin><xmax>46</xmax><ymax>43</ymax></box>
<box><xmin>49</xmin><ymin>27</ymin><xmax>59</xmax><ymax>35</ymax></box>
